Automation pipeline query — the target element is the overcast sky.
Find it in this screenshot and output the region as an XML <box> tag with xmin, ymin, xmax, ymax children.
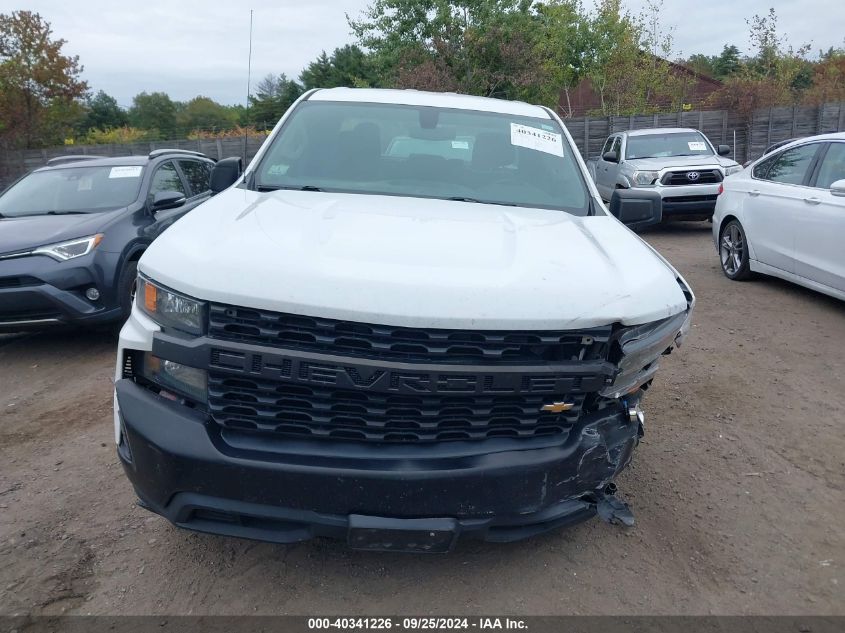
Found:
<box><xmin>3</xmin><ymin>0</ymin><xmax>844</xmax><ymax>107</ymax></box>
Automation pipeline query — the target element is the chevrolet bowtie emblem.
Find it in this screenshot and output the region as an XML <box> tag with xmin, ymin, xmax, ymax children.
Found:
<box><xmin>540</xmin><ymin>402</ymin><xmax>574</xmax><ymax>413</ymax></box>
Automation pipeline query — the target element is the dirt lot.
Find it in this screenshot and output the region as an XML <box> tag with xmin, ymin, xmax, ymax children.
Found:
<box><xmin>0</xmin><ymin>222</ymin><xmax>843</xmax><ymax>616</ymax></box>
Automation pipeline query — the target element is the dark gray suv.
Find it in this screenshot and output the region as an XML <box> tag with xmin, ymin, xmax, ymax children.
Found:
<box><xmin>0</xmin><ymin>150</ymin><xmax>216</xmax><ymax>330</ymax></box>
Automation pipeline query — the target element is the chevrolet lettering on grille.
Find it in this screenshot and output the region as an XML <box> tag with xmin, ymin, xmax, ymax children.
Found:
<box><xmin>231</xmin><ymin>349</ymin><xmax>608</xmax><ymax>395</ymax></box>
<box><xmin>150</xmin><ymin>334</ymin><xmax>612</xmax><ymax>397</ymax></box>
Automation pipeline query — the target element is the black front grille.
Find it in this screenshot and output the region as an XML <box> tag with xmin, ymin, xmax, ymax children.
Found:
<box><xmin>208</xmin><ymin>304</ymin><xmax>610</xmax><ymax>364</ymax></box>
<box><xmin>660</xmin><ymin>169</ymin><xmax>723</xmax><ymax>185</ymax></box>
<box><xmin>208</xmin><ymin>372</ymin><xmax>585</xmax><ymax>443</ymax></box>
<box><xmin>0</xmin><ymin>276</ymin><xmax>41</xmax><ymax>290</ymax></box>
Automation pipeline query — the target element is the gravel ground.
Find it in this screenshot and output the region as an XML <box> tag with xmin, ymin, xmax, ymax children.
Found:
<box><xmin>0</xmin><ymin>222</ymin><xmax>843</xmax><ymax>616</ymax></box>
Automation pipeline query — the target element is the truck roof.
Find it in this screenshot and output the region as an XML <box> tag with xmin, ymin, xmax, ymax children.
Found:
<box><xmin>309</xmin><ymin>87</ymin><xmax>552</xmax><ymax>120</ymax></box>
<box><xmin>624</xmin><ymin>128</ymin><xmax>701</xmax><ymax>137</ymax></box>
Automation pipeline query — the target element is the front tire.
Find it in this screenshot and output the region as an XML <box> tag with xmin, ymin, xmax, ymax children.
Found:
<box><xmin>719</xmin><ymin>220</ymin><xmax>752</xmax><ymax>280</ymax></box>
<box><xmin>117</xmin><ymin>260</ymin><xmax>139</xmax><ymax>320</ymax></box>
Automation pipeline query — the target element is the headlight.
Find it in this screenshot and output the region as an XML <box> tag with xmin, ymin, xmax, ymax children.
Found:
<box><xmin>137</xmin><ymin>275</ymin><xmax>206</xmax><ymax>335</ymax></box>
<box><xmin>32</xmin><ymin>234</ymin><xmax>103</xmax><ymax>261</ymax></box>
<box><xmin>724</xmin><ymin>165</ymin><xmax>743</xmax><ymax>176</ymax></box>
<box><xmin>140</xmin><ymin>352</ymin><xmax>207</xmax><ymax>404</ymax></box>
<box><xmin>632</xmin><ymin>171</ymin><xmax>659</xmax><ymax>186</ymax></box>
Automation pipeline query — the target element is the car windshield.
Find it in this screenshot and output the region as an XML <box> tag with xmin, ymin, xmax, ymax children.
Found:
<box><xmin>625</xmin><ymin>132</ymin><xmax>714</xmax><ymax>159</ymax></box>
<box><xmin>0</xmin><ymin>165</ymin><xmax>143</xmax><ymax>217</ymax></box>
<box><xmin>254</xmin><ymin>101</ymin><xmax>589</xmax><ymax>215</ymax></box>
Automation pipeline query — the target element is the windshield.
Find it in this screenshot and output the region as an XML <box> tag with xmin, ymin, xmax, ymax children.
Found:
<box><xmin>625</xmin><ymin>132</ymin><xmax>714</xmax><ymax>159</ymax></box>
<box><xmin>254</xmin><ymin>101</ymin><xmax>589</xmax><ymax>214</ymax></box>
<box><xmin>0</xmin><ymin>165</ymin><xmax>143</xmax><ymax>217</ymax></box>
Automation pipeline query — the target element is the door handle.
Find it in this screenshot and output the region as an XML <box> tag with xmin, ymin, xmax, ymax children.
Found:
<box><xmin>803</xmin><ymin>197</ymin><xmax>821</xmax><ymax>205</ymax></box>
<box><xmin>748</xmin><ymin>190</ymin><xmax>761</xmax><ymax>197</ymax></box>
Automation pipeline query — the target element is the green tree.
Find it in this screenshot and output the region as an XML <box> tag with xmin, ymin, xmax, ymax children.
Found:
<box><xmin>713</xmin><ymin>44</ymin><xmax>742</xmax><ymax>78</ymax></box>
<box><xmin>709</xmin><ymin>9</ymin><xmax>812</xmax><ymax>117</ymax></box>
<box><xmin>301</xmin><ymin>46</ymin><xmax>379</xmax><ymax>89</ymax></box>
<box><xmin>177</xmin><ymin>96</ymin><xmax>237</xmax><ymax>133</ymax></box>
<box><xmin>300</xmin><ymin>51</ymin><xmax>334</xmax><ymax>89</ymax></box>
<box><xmin>349</xmin><ymin>0</ymin><xmax>540</xmax><ymax>98</ymax></box>
<box><xmin>78</xmin><ymin>90</ymin><xmax>128</xmax><ymax>133</ymax></box>
<box><xmin>0</xmin><ymin>10</ymin><xmax>88</xmax><ymax>148</ymax></box>
<box><xmin>682</xmin><ymin>46</ymin><xmax>741</xmax><ymax>80</ymax></box>
<box><xmin>128</xmin><ymin>91</ymin><xmax>177</xmax><ymax>139</ymax></box>
<box><xmin>247</xmin><ymin>74</ymin><xmax>303</xmax><ymax>128</ymax></box>
<box><xmin>684</xmin><ymin>53</ymin><xmax>718</xmax><ymax>78</ymax></box>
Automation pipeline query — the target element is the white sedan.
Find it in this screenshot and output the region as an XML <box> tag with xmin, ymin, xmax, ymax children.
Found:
<box><xmin>713</xmin><ymin>132</ymin><xmax>845</xmax><ymax>300</ymax></box>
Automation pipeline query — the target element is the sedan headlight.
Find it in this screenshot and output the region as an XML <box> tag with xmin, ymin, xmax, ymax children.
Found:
<box><xmin>137</xmin><ymin>275</ymin><xmax>206</xmax><ymax>335</ymax></box>
<box><xmin>724</xmin><ymin>165</ymin><xmax>743</xmax><ymax>176</ymax></box>
<box><xmin>32</xmin><ymin>234</ymin><xmax>103</xmax><ymax>261</ymax></box>
<box><xmin>632</xmin><ymin>171</ymin><xmax>659</xmax><ymax>186</ymax></box>
<box><xmin>139</xmin><ymin>352</ymin><xmax>207</xmax><ymax>404</ymax></box>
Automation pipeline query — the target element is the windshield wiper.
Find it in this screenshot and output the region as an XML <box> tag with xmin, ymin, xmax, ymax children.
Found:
<box><xmin>45</xmin><ymin>210</ymin><xmax>88</xmax><ymax>215</ymax></box>
<box><xmin>257</xmin><ymin>184</ymin><xmax>323</xmax><ymax>192</ymax></box>
<box><xmin>447</xmin><ymin>196</ymin><xmax>516</xmax><ymax>207</ymax></box>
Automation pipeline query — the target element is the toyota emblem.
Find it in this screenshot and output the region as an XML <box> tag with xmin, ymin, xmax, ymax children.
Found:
<box><xmin>686</xmin><ymin>171</ymin><xmax>700</xmax><ymax>181</ymax></box>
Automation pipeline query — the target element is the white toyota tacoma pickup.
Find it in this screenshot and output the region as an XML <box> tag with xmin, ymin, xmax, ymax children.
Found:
<box><xmin>114</xmin><ymin>88</ymin><xmax>694</xmax><ymax>552</ymax></box>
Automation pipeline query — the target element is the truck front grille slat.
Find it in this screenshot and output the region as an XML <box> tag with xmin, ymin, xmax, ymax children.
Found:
<box><xmin>208</xmin><ymin>372</ymin><xmax>584</xmax><ymax>443</ymax></box>
<box><xmin>208</xmin><ymin>304</ymin><xmax>611</xmax><ymax>364</ymax></box>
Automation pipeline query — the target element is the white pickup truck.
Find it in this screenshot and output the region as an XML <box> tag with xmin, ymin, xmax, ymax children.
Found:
<box><xmin>587</xmin><ymin>128</ymin><xmax>743</xmax><ymax>220</ymax></box>
<box><xmin>114</xmin><ymin>88</ymin><xmax>694</xmax><ymax>552</ymax></box>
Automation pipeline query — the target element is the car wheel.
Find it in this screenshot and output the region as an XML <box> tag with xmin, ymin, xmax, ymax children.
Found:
<box><xmin>118</xmin><ymin>260</ymin><xmax>139</xmax><ymax>320</ymax></box>
<box><xmin>719</xmin><ymin>220</ymin><xmax>752</xmax><ymax>280</ymax></box>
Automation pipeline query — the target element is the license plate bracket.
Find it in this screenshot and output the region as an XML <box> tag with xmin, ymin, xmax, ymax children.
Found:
<box><xmin>347</xmin><ymin>514</ymin><xmax>460</xmax><ymax>553</ymax></box>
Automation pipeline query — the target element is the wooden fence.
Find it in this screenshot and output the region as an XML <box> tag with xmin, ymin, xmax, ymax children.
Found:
<box><xmin>561</xmin><ymin>102</ymin><xmax>845</xmax><ymax>165</ymax></box>
<box><xmin>2</xmin><ymin>101</ymin><xmax>844</xmax><ymax>189</ymax></box>
<box><xmin>745</xmin><ymin>103</ymin><xmax>845</xmax><ymax>159</ymax></box>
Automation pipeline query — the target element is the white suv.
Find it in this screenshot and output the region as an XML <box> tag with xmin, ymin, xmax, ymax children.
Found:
<box><xmin>714</xmin><ymin>133</ymin><xmax>845</xmax><ymax>300</ymax></box>
<box><xmin>113</xmin><ymin>88</ymin><xmax>694</xmax><ymax>552</ymax></box>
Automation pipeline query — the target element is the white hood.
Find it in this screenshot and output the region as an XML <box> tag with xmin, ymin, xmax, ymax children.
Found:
<box><xmin>139</xmin><ymin>188</ymin><xmax>688</xmax><ymax>329</ymax></box>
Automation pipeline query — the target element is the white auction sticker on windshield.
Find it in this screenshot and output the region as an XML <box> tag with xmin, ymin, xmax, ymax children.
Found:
<box><xmin>109</xmin><ymin>166</ymin><xmax>143</xmax><ymax>179</ymax></box>
<box><xmin>687</xmin><ymin>141</ymin><xmax>707</xmax><ymax>151</ymax></box>
<box><xmin>510</xmin><ymin>123</ymin><xmax>564</xmax><ymax>157</ymax></box>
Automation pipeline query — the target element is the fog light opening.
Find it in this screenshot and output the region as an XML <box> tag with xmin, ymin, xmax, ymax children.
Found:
<box><xmin>85</xmin><ymin>287</ymin><xmax>100</xmax><ymax>301</ymax></box>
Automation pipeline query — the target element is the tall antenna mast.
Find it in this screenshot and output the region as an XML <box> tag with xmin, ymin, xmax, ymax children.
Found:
<box><xmin>244</xmin><ymin>9</ymin><xmax>254</xmax><ymax>165</ymax></box>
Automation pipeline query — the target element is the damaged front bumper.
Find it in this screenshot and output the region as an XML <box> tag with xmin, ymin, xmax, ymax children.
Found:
<box><xmin>116</xmin><ymin>379</ymin><xmax>643</xmax><ymax>552</ymax></box>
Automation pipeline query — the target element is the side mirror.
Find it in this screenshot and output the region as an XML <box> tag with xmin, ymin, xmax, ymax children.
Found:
<box><xmin>150</xmin><ymin>190</ymin><xmax>186</xmax><ymax>212</ymax></box>
<box><xmin>609</xmin><ymin>188</ymin><xmax>662</xmax><ymax>232</ymax></box>
<box><xmin>717</xmin><ymin>144</ymin><xmax>731</xmax><ymax>156</ymax></box>
<box><xmin>602</xmin><ymin>151</ymin><xmax>618</xmax><ymax>163</ymax></box>
<box><xmin>830</xmin><ymin>179</ymin><xmax>845</xmax><ymax>197</ymax></box>
<box><xmin>210</xmin><ymin>156</ymin><xmax>243</xmax><ymax>194</ymax></box>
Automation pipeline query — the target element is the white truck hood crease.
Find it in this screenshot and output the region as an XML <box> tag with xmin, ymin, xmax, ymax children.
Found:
<box><xmin>139</xmin><ymin>189</ymin><xmax>688</xmax><ymax>329</ymax></box>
